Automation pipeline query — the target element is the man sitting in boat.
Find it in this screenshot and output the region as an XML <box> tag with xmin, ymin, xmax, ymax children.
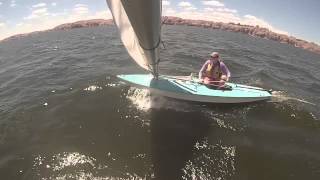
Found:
<box><xmin>199</xmin><ymin>52</ymin><xmax>231</xmax><ymax>86</ymax></box>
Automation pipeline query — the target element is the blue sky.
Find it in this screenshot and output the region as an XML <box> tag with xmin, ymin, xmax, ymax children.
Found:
<box><xmin>0</xmin><ymin>0</ymin><xmax>319</xmax><ymax>44</ymax></box>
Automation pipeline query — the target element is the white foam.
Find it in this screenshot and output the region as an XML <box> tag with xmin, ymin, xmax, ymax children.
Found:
<box><xmin>126</xmin><ymin>88</ymin><xmax>152</xmax><ymax>111</ymax></box>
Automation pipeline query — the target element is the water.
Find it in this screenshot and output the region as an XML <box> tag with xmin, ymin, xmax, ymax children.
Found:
<box><xmin>0</xmin><ymin>25</ymin><xmax>320</xmax><ymax>180</ymax></box>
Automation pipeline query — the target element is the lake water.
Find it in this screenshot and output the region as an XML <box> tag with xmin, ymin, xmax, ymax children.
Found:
<box><xmin>0</xmin><ymin>25</ymin><xmax>320</xmax><ymax>179</ymax></box>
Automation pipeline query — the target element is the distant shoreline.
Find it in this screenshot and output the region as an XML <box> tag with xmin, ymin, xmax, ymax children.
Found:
<box><xmin>2</xmin><ymin>16</ymin><xmax>320</xmax><ymax>55</ymax></box>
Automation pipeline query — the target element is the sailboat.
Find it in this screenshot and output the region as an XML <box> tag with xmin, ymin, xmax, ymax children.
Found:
<box><xmin>106</xmin><ymin>0</ymin><xmax>272</xmax><ymax>103</ymax></box>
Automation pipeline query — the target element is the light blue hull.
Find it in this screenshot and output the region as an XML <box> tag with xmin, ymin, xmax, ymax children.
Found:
<box><xmin>118</xmin><ymin>74</ymin><xmax>272</xmax><ymax>103</ymax></box>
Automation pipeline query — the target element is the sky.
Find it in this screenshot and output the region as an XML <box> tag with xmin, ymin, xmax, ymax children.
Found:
<box><xmin>0</xmin><ymin>0</ymin><xmax>319</xmax><ymax>44</ymax></box>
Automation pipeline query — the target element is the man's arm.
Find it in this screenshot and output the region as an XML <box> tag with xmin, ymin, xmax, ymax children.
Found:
<box><xmin>220</xmin><ymin>62</ymin><xmax>231</xmax><ymax>81</ymax></box>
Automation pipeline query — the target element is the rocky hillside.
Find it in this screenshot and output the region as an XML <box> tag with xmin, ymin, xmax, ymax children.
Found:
<box><xmin>162</xmin><ymin>17</ymin><xmax>320</xmax><ymax>54</ymax></box>
<box><xmin>52</xmin><ymin>19</ymin><xmax>113</xmax><ymax>30</ymax></box>
<box><xmin>2</xmin><ymin>17</ymin><xmax>320</xmax><ymax>55</ymax></box>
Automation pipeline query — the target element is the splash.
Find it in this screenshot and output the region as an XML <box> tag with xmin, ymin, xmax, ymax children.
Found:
<box><xmin>125</xmin><ymin>87</ymin><xmax>197</xmax><ymax>112</ymax></box>
<box><xmin>126</xmin><ymin>88</ymin><xmax>152</xmax><ymax>111</ymax></box>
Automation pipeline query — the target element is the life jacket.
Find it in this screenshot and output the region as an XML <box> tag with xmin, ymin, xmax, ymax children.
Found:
<box><xmin>205</xmin><ymin>60</ymin><xmax>222</xmax><ymax>80</ymax></box>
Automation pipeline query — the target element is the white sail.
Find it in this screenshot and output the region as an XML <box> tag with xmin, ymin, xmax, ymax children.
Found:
<box><xmin>106</xmin><ymin>0</ymin><xmax>161</xmax><ymax>76</ymax></box>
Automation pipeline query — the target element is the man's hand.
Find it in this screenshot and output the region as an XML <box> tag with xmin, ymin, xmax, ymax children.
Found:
<box><xmin>220</xmin><ymin>75</ymin><xmax>229</xmax><ymax>81</ymax></box>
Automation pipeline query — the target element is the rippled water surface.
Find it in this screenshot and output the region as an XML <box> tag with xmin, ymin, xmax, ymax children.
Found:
<box><xmin>0</xmin><ymin>25</ymin><xmax>320</xmax><ymax>180</ymax></box>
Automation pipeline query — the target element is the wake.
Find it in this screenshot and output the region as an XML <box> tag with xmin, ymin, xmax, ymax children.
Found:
<box><xmin>271</xmin><ymin>91</ymin><xmax>316</xmax><ymax>106</ymax></box>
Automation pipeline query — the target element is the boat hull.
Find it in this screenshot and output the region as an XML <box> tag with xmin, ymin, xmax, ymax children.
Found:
<box><xmin>117</xmin><ymin>74</ymin><xmax>272</xmax><ymax>103</ymax></box>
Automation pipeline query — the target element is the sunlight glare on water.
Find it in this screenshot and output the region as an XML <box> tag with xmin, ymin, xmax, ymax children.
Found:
<box><xmin>84</xmin><ymin>85</ymin><xmax>103</xmax><ymax>92</ymax></box>
<box><xmin>33</xmin><ymin>152</ymin><xmax>148</xmax><ymax>180</ymax></box>
<box><xmin>182</xmin><ymin>139</ymin><xmax>236</xmax><ymax>180</ymax></box>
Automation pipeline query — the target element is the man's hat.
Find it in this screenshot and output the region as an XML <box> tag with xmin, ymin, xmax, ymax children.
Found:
<box><xmin>210</xmin><ymin>52</ymin><xmax>219</xmax><ymax>58</ymax></box>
